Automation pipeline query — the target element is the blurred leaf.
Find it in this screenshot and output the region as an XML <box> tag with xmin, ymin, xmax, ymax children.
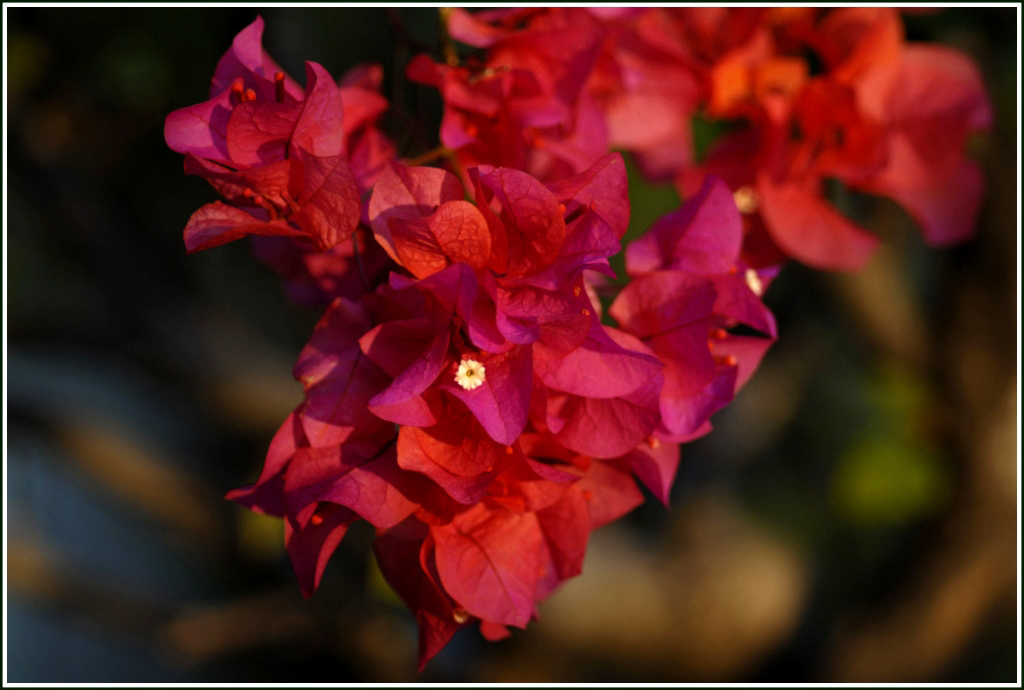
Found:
<box><xmin>864</xmin><ymin>363</ymin><xmax>931</xmax><ymax>435</ymax></box>
<box><xmin>831</xmin><ymin>436</ymin><xmax>951</xmax><ymax>525</ymax></box>
<box><xmin>690</xmin><ymin>113</ymin><xmax>737</xmax><ymax>164</ymax></box>
<box><xmin>609</xmin><ymin>152</ymin><xmax>681</xmax><ymax>283</ymax></box>
<box><xmin>829</xmin><ymin>359</ymin><xmax>951</xmax><ymax>525</ymax></box>
<box><xmin>237</xmin><ymin>510</ymin><xmax>286</xmax><ymax>563</ymax></box>
<box><xmin>366</xmin><ymin>552</ymin><xmax>403</xmax><ymax>608</ymax></box>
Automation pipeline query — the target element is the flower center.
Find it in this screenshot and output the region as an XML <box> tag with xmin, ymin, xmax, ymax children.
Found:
<box><xmin>733</xmin><ymin>186</ymin><xmax>759</xmax><ymax>214</ymax></box>
<box><xmin>455</xmin><ymin>358</ymin><xmax>486</xmax><ymax>390</ymax></box>
<box><xmin>745</xmin><ymin>268</ymin><xmax>764</xmax><ymax>296</ymax></box>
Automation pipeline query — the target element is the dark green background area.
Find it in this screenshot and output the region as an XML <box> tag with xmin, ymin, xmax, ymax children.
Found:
<box><xmin>5</xmin><ymin>7</ymin><xmax>1019</xmax><ymax>683</ymax></box>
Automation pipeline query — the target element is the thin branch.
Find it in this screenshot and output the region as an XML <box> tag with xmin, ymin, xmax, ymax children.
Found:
<box><xmin>438</xmin><ymin>7</ymin><xmax>459</xmax><ymax>66</ymax></box>
<box><xmin>351</xmin><ymin>230</ymin><xmax>371</xmax><ymax>293</ymax></box>
<box><xmin>405</xmin><ymin>145</ymin><xmax>453</xmax><ymax>167</ymax></box>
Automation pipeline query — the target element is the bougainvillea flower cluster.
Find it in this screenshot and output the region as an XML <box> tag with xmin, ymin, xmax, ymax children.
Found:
<box><xmin>166</xmin><ymin>9</ymin><xmax>990</xmax><ymax>669</ymax></box>
<box><xmin>416</xmin><ymin>7</ymin><xmax>990</xmax><ymax>270</ymax></box>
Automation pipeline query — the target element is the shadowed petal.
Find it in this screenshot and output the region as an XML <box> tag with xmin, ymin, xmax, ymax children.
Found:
<box><xmin>183</xmin><ymin>202</ymin><xmax>299</xmax><ymax>253</ymax></box>
<box><xmin>432</xmin><ymin>504</ymin><xmax>544</xmax><ymax>628</ymax></box>
<box><xmin>438</xmin><ymin>346</ymin><xmax>533</xmax><ymax>446</ymax></box>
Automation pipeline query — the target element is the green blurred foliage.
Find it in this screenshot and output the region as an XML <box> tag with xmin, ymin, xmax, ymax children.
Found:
<box><xmin>831</xmin><ymin>365</ymin><xmax>954</xmax><ymax>525</ymax></box>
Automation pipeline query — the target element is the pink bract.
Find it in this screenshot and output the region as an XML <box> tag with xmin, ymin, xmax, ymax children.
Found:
<box><xmin>178</xmin><ymin>9</ymin><xmax>994</xmax><ymax>672</ymax></box>
<box><xmin>166</xmin><ymin>18</ymin><xmax>394</xmax><ymax>254</ymax></box>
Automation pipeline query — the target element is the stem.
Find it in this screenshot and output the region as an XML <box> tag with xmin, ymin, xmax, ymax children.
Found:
<box><xmin>446</xmin><ymin>150</ymin><xmax>469</xmax><ymax>195</ymax></box>
<box><xmin>439</xmin><ymin>7</ymin><xmax>459</xmax><ymax>66</ymax></box>
<box><xmin>406</xmin><ymin>145</ymin><xmax>453</xmax><ymax>167</ymax></box>
<box><xmin>351</xmin><ymin>230</ymin><xmax>371</xmax><ymax>293</ymax></box>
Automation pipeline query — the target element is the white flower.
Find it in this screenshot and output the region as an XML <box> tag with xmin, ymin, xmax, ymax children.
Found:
<box><xmin>745</xmin><ymin>267</ymin><xmax>764</xmax><ymax>296</ymax></box>
<box><xmin>455</xmin><ymin>358</ymin><xmax>486</xmax><ymax>390</ymax></box>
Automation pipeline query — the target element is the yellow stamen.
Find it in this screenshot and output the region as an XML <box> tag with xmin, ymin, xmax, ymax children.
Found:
<box><xmin>734</xmin><ymin>186</ymin><xmax>759</xmax><ymax>214</ymax></box>
<box><xmin>455</xmin><ymin>358</ymin><xmax>486</xmax><ymax>390</ymax></box>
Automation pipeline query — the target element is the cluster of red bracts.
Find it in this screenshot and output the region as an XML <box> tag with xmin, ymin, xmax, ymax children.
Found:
<box><xmin>165</xmin><ymin>9</ymin><xmax>988</xmax><ymax>669</ymax></box>
<box><xmin>423</xmin><ymin>7</ymin><xmax>990</xmax><ymax>269</ymax></box>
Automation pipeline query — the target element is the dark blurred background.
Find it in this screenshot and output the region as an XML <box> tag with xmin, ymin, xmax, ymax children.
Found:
<box><xmin>5</xmin><ymin>7</ymin><xmax>1018</xmax><ymax>683</ymax></box>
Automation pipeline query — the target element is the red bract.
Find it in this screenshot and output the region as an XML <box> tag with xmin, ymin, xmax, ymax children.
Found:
<box><xmin>368</xmin><ymin>160</ymin><xmax>468</xmax><ymax>267</ymax></box>
<box><xmin>188</xmin><ymin>9</ymin><xmax>994</xmax><ymax>674</ymax></box>
<box><xmin>583</xmin><ymin>8</ymin><xmax>704</xmax><ymax>180</ymax></box>
<box><xmin>361</xmin><ymin>154</ymin><xmax>642</xmax><ymax>445</ymax></box>
<box><xmin>228</xmin><ymin>151</ymin><xmax>687</xmax><ymax>667</ymax></box>
<box><xmin>165</xmin><ymin>17</ymin><xmax>387</xmax><ymax>253</ymax></box>
<box><xmin>164</xmin><ymin>16</ymin><xmax>302</xmax><ymax>161</ymax></box>
<box><xmin>336</xmin><ymin>64</ymin><xmax>399</xmax><ymax>192</ymax></box>
<box><xmin>226</xmin><ymin>297</ymin><xmax>416</xmax><ymax>594</ymax></box>
<box><xmin>472</xmin><ymin>164</ymin><xmax>567</xmax><ymax>276</ymax></box>
<box><xmin>230</xmin><ymin>286</ymin><xmax>667</xmax><ymax>666</ymax></box>
<box><xmin>534</xmin><ymin>319</ymin><xmax>664</xmax><ymax>458</ymax></box>
<box><xmin>373</xmin><ymin>437</ymin><xmax>652</xmax><ymax>668</ymax></box>
<box><xmin>674</xmin><ymin>7</ymin><xmax>990</xmax><ymax>270</ymax></box>
<box><xmin>848</xmin><ymin>43</ymin><xmax>992</xmax><ymax>245</ymax></box>
<box><xmin>409</xmin><ymin>7</ymin><xmax>609</xmax><ymax>182</ymax></box>
<box><xmin>612</xmin><ymin>176</ymin><xmax>777</xmax><ymax>440</ymax></box>
<box><xmin>248</xmin><ymin>64</ymin><xmax>398</xmax><ymax>304</ymax></box>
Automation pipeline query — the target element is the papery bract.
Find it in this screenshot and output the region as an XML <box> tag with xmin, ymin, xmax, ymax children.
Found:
<box><xmin>472</xmin><ymin>165</ymin><xmax>567</xmax><ymax>277</ymax></box>
<box><xmin>369</xmin><ymin>161</ymin><xmax>467</xmax><ymax>264</ymax></box>
<box><xmin>410</xmin><ymin>8</ymin><xmax>609</xmax><ymax>182</ymax></box>
<box><xmin>166</xmin><ymin>20</ymin><xmax>375</xmax><ymax>253</ymax></box>
<box><xmin>670</xmin><ymin>7</ymin><xmax>991</xmax><ymax>270</ymax></box>
<box><xmin>202</xmin><ymin>8</ymin><xmax>993</xmax><ymax>674</ymax></box>
<box><xmin>432</xmin><ymin>503</ymin><xmax>544</xmax><ymax>628</ymax></box>
<box><xmin>614</xmin><ymin>176</ymin><xmax>777</xmax><ymax>439</ymax></box>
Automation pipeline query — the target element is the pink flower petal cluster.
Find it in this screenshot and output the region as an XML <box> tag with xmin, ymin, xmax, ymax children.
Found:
<box><xmin>164</xmin><ymin>10</ymin><xmax>992</xmax><ymax>671</ymax></box>
<box><xmin>409</xmin><ymin>7</ymin><xmax>609</xmax><ymax>183</ymax></box>
<box><xmin>662</xmin><ymin>7</ymin><xmax>991</xmax><ymax>270</ymax></box>
<box><xmin>613</xmin><ymin>176</ymin><xmax>777</xmax><ymax>442</ymax></box>
<box><xmin>422</xmin><ymin>8</ymin><xmax>990</xmax><ymax>270</ymax></box>
<box><xmin>165</xmin><ymin>17</ymin><xmax>393</xmax><ymax>254</ymax></box>
<box><xmin>226</xmin><ymin>152</ymin><xmax>713</xmax><ymax>666</ymax></box>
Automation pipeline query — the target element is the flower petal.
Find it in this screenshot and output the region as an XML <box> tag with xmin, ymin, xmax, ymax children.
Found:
<box><xmin>285</xmin><ymin>503</ymin><xmax>357</xmax><ymax>596</ymax></box>
<box><xmin>757</xmin><ymin>173</ymin><xmax>880</xmax><ymax>271</ymax></box>
<box><xmin>622</xmin><ymin>439</ymin><xmax>681</xmax><ymax>506</ymax></box>
<box><xmin>534</xmin><ymin>320</ymin><xmax>663</xmax><ymax>399</ymax></box>
<box><xmin>432</xmin><ymin>504</ymin><xmax>544</xmax><ymax>628</ymax></box>
<box><xmin>369</xmin><ymin>161</ymin><xmax>466</xmax><ymax>262</ymax></box>
<box><xmin>438</xmin><ymin>346</ymin><xmax>533</xmax><ymax>446</ymax></box>
<box><xmin>183</xmin><ymin>202</ymin><xmax>299</xmax><ymax>253</ymax></box>
<box><xmin>553</xmin><ymin>371</ymin><xmax>662</xmax><ymax>459</ymax></box>
<box><xmin>164</xmin><ymin>90</ymin><xmax>233</xmax><ymax>162</ymax></box>
<box><xmin>476</xmin><ymin>166</ymin><xmax>566</xmax><ymax>276</ymax></box>
<box><xmin>226</xmin><ymin>100</ymin><xmax>302</xmax><ymax>167</ymax></box>
<box><xmin>626</xmin><ymin>175</ymin><xmax>742</xmax><ymax>276</ymax></box>
<box><xmin>290</xmin><ymin>61</ymin><xmax>346</xmax><ymax>158</ymax></box>
<box><xmin>284</xmin><ymin>444</ymin><xmax>423</xmax><ymax>530</ymax></box>
<box><xmin>389</xmin><ymin>200</ymin><xmax>491</xmax><ymax>278</ymax></box>
<box><xmin>373</xmin><ymin>522</ymin><xmax>460</xmax><ymax>670</ymax></box>
<box><xmin>290</xmin><ymin>150</ymin><xmax>362</xmax><ymax>250</ymax></box>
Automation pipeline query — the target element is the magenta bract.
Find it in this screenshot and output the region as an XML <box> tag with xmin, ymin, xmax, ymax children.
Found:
<box><xmin>169</xmin><ymin>8</ymin><xmax>993</xmax><ymax>671</ymax></box>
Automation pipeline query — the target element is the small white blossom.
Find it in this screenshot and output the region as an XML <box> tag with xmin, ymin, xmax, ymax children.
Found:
<box><xmin>745</xmin><ymin>268</ymin><xmax>764</xmax><ymax>296</ymax></box>
<box><xmin>455</xmin><ymin>359</ymin><xmax>486</xmax><ymax>390</ymax></box>
<box><xmin>733</xmin><ymin>186</ymin><xmax>759</xmax><ymax>214</ymax></box>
